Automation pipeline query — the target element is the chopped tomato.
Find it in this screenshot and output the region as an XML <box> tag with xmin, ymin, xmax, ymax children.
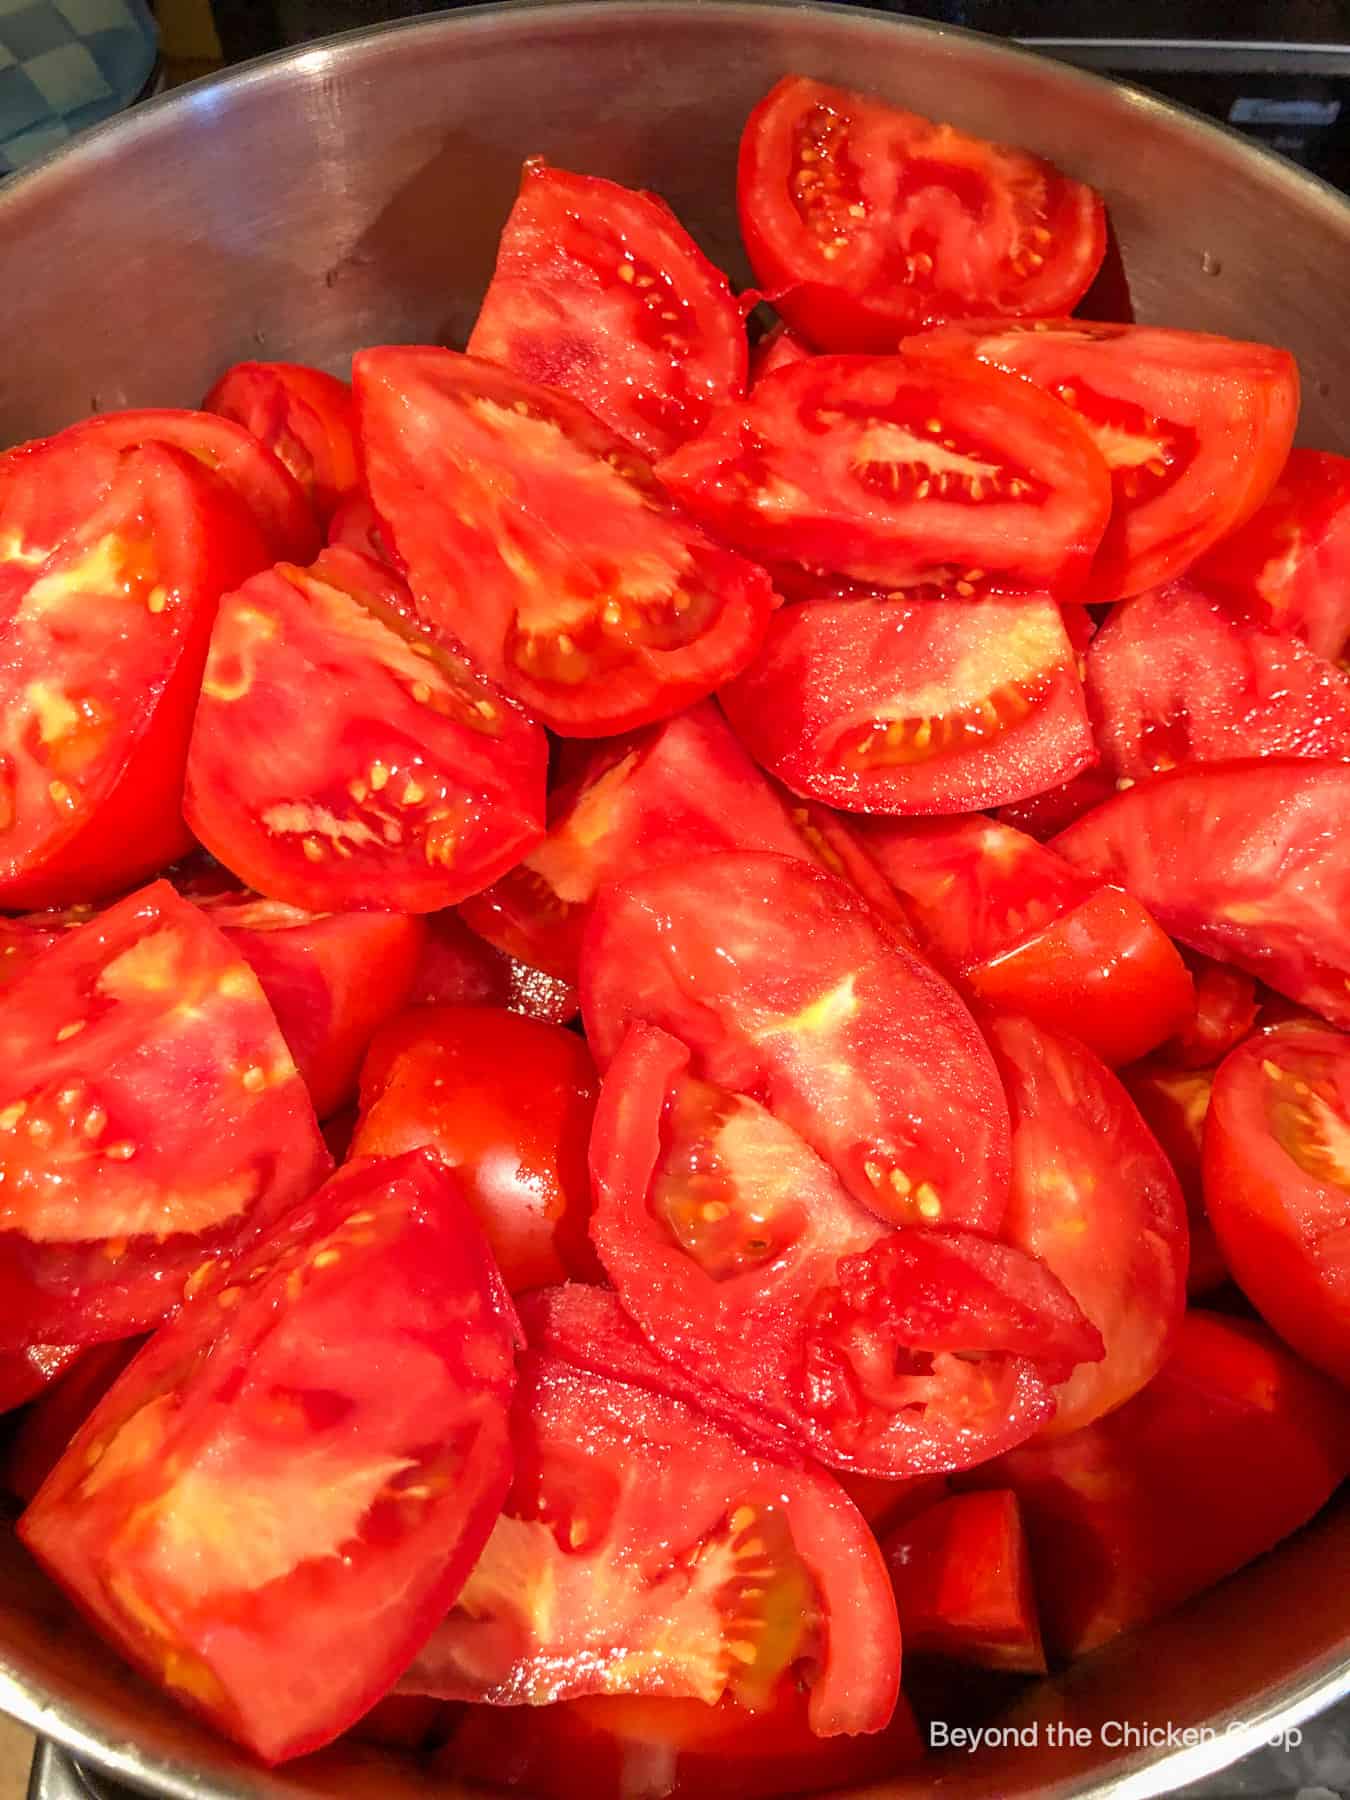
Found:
<box><xmin>750</xmin><ymin>322</ymin><xmax>813</xmax><ymax>383</ymax></box>
<box><xmin>993</xmin><ymin>764</ymin><xmax>1117</xmax><ymax>840</ymax></box>
<box><xmin>581</xmin><ymin>851</ymin><xmax>1011</xmax><ymax>1231</ymax></box>
<box><xmin>326</xmin><ymin>490</ymin><xmax>402</xmax><ymax>568</ymax></box>
<box><xmin>0</xmin><ymin>904</ymin><xmax>92</xmax><ymax>989</ymax></box>
<box><xmin>185</xmin><ymin>544</ymin><xmax>547</xmax><ymax>912</ymax></box>
<box><xmin>1120</xmin><ymin>1060</ymin><xmax>1228</xmax><ymax>1295</ymax></box>
<box><xmin>354</xmin><ymin>347</ymin><xmax>777</xmax><ymax>735</ymax></box>
<box><xmin>19</xmin><ymin>1151</ymin><xmax>519</xmax><ymax>1763</ymax></box>
<box><xmin>656</xmin><ymin>354</ymin><xmax>1111</xmax><ymax>600</ymax></box>
<box><xmin>737</xmin><ymin>76</ymin><xmax>1105</xmax><ymax>352</ymax></box>
<box><xmin>204</xmin><ymin>360</ymin><xmax>360</xmax><ymax>524</ymax></box>
<box><xmin>905</xmin><ymin>321</ymin><xmax>1299</xmax><ymax>603</ymax></box>
<box><xmin>834</xmin><ymin>1470</ymin><xmax>949</xmax><ymax>1531</ymax></box>
<box><xmin>0</xmin><ymin>879</ymin><xmax>331</xmax><ymax>1350</ymax></box>
<box><xmin>1157</xmin><ymin>951</ymin><xmax>1259</xmax><ymax>1070</ymax></box>
<box><xmin>468</xmin><ymin>161</ymin><xmax>747</xmax><ymax>459</ymax></box>
<box><xmin>0</xmin><ymin>1341</ymin><xmax>84</xmax><ymax>1416</ymax></box>
<box><xmin>4</xmin><ymin>1337</ymin><xmax>141</xmax><ymax>1502</ymax></box>
<box><xmin>410</xmin><ymin>910</ymin><xmax>579</xmax><ymax>1024</ymax></box>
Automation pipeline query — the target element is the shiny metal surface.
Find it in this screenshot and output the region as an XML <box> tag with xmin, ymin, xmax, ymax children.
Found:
<box><xmin>0</xmin><ymin>4</ymin><xmax>1349</xmax><ymax>1796</ymax></box>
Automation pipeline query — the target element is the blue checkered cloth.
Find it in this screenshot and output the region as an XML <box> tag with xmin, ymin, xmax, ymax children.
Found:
<box><xmin>0</xmin><ymin>0</ymin><xmax>157</xmax><ymax>175</ymax></box>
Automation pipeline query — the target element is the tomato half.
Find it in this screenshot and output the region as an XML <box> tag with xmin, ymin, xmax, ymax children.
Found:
<box><xmin>1204</xmin><ymin>1022</ymin><xmax>1350</xmax><ymax>1384</ymax></box>
<box><xmin>19</xmin><ymin>1151</ymin><xmax>519</xmax><ymax>1763</ymax></box>
<box><xmin>354</xmin><ymin>347</ymin><xmax>777</xmax><ymax>736</ymax></box>
<box><xmin>0</xmin><ymin>879</ymin><xmax>331</xmax><ymax>1351</ymax></box>
<box><xmin>204</xmin><ymin>360</ymin><xmax>360</xmax><ymax>524</ymax></box>
<box><xmin>905</xmin><ymin>321</ymin><xmax>1299</xmax><ymax>603</ymax></box>
<box><xmin>1053</xmin><ymin>760</ymin><xmax>1350</xmax><ymax>1028</ymax></box>
<box><xmin>410</xmin><ymin>910</ymin><xmax>579</xmax><ymax>1024</ymax></box>
<box><xmin>468</xmin><ymin>161</ymin><xmax>747</xmax><ymax>459</ymax></box>
<box><xmin>750</xmin><ymin>322</ymin><xmax>813</xmax><ymax>383</ymax></box>
<box><xmin>1120</xmin><ymin>1060</ymin><xmax>1228</xmax><ymax>1295</ymax></box>
<box><xmin>655</xmin><ymin>354</ymin><xmax>1111</xmax><ymax>599</ymax></box>
<box><xmin>737</xmin><ymin>76</ymin><xmax>1105</xmax><ymax>352</ymax></box>
<box><xmin>185</xmin><ymin>544</ymin><xmax>547</xmax><ymax>912</ymax></box>
<box><xmin>4</xmin><ymin>1337</ymin><xmax>141</xmax><ymax>1503</ymax></box>
<box><xmin>0</xmin><ymin>1341</ymin><xmax>84</xmax><ymax>1416</ymax></box>
<box><xmin>581</xmin><ymin>850</ymin><xmax>1011</xmax><ymax>1231</ymax></box>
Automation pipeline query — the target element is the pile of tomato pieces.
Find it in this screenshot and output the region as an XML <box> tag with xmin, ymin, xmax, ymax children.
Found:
<box><xmin>2</xmin><ymin>68</ymin><xmax>1350</xmax><ymax>1798</ymax></box>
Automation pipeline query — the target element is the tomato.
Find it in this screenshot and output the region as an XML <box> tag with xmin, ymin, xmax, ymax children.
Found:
<box><xmin>1053</xmin><ymin>760</ymin><xmax>1350</xmax><ymax>1028</ymax></box>
<box><xmin>204</xmin><ymin>361</ymin><xmax>360</xmax><ymax>525</ymax></box>
<box><xmin>4</xmin><ymin>1337</ymin><xmax>141</xmax><ymax>1502</ymax></box>
<box><xmin>351</xmin><ymin>1006</ymin><xmax>600</xmax><ymax>1292</ymax></box>
<box><xmin>0</xmin><ymin>1341</ymin><xmax>84</xmax><ymax>1415</ymax></box>
<box><xmin>750</xmin><ymin>322</ymin><xmax>813</xmax><ymax>383</ymax></box>
<box><xmin>882</xmin><ymin>1489</ymin><xmax>1045</xmax><ymax>1673</ymax></box>
<box><xmin>468</xmin><ymin>161</ymin><xmax>747</xmax><ymax>459</ymax></box>
<box><xmin>400</xmin><ymin>1309</ymin><xmax>900</xmax><ymax>1735</ymax></box>
<box><xmin>992</xmin><ymin>764</ymin><xmax>1117</xmax><ymax>840</ymax></box>
<box><xmin>1158</xmin><ymin>951</ymin><xmax>1259</xmax><ymax>1070</ymax></box>
<box><xmin>326</xmin><ymin>490</ymin><xmax>402</xmax><ymax>568</ymax></box>
<box><xmin>581</xmin><ymin>851</ymin><xmax>1011</xmax><ymax>1231</ymax></box>
<box><xmin>655</xmin><ymin>354</ymin><xmax>1111</xmax><ymax>600</ymax></box>
<box><xmin>348</xmin><ymin>1695</ymin><xmax>454</xmax><ymax>1753</ymax></box>
<box><xmin>1204</xmin><ymin>1022</ymin><xmax>1350</xmax><ymax>1384</ymax></box>
<box><xmin>0</xmin><ymin>879</ymin><xmax>331</xmax><ymax>1351</ymax></box>
<box><xmin>1120</xmin><ymin>1060</ymin><xmax>1228</xmax><ymax>1295</ymax></box>
<box><xmin>861</xmin><ymin>815</ymin><xmax>1193</xmax><ymax>1066</ymax></box>
<box><xmin>185</xmin><ymin>544</ymin><xmax>547</xmax><ymax>912</ymax></box>
<box><xmin>984</xmin><ymin>1013</ymin><xmax>1188</xmax><ymax>1435</ymax></box>
<box><xmin>409</xmin><ymin>909</ymin><xmax>579</xmax><ymax>1024</ymax></box>
<box><xmin>0</xmin><ymin>904</ymin><xmax>91</xmax><ymax>989</ymax></box>
<box><xmin>588</xmin><ymin>1024</ymin><xmax>1101</xmax><ymax>1476</ymax></box>
<box><xmin>19</xmin><ymin>1151</ymin><xmax>519</xmax><ymax>1763</ymax></box>
<box><xmin>1084</xmin><ymin>581</ymin><xmax>1350</xmax><ymax>780</ymax></box>
<box><xmin>905</xmin><ymin>321</ymin><xmax>1299</xmax><ymax>603</ymax></box>
<box><xmin>965</xmin><ymin>1312</ymin><xmax>1350</xmax><ymax>1657</ymax></box>
<box><xmin>354</xmin><ymin>347</ymin><xmax>777</xmax><ymax>736</ymax></box>
<box><xmin>1193</xmin><ymin>449</ymin><xmax>1350</xmax><ymax>659</ymax></box>
<box><xmin>737</xmin><ymin>76</ymin><xmax>1105</xmax><ymax>352</ymax></box>
<box><xmin>0</xmin><ymin>439</ymin><xmax>269</xmax><ymax>908</ymax></box>
<box><xmin>834</xmin><ymin>1470</ymin><xmax>949</xmax><ymax>1531</ymax></box>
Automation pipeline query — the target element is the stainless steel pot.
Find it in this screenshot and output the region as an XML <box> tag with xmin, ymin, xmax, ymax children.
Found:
<box><xmin>1</xmin><ymin>4</ymin><xmax>1349</xmax><ymax>1795</ymax></box>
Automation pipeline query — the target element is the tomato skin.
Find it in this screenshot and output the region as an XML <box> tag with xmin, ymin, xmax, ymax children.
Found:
<box><xmin>992</xmin><ymin>764</ymin><xmax>1117</xmax><ymax>840</ymax></box>
<box><xmin>19</xmin><ymin>1151</ymin><xmax>520</xmax><ymax>1764</ymax></box>
<box><xmin>4</xmin><ymin>1337</ymin><xmax>141</xmax><ymax>1503</ymax></box>
<box><xmin>351</xmin><ymin>1006</ymin><xmax>600</xmax><ymax>1292</ymax></box>
<box><xmin>1120</xmin><ymin>1060</ymin><xmax>1228</xmax><ymax>1295</ymax></box>
<box><xmin>1158</xmin><ymin>951</ymin><xmax>1258</xmax><ymax>1070</ymax></box>
<box><xmin>409</xmin><ymin>910</ymin><xmax>579</xmax><ymax>1024</ymax></box>
<box><xmin>0</xmin><ymin>1341</ymin><xmax>85</xmax><ymax>1416</ymax></box>
<box><xmin>750</xmin><ymin>322</ymin><xmax>813</xmax><ymax>383</ymax></box>
<box><xmin>204</xmin><ymin>361</ymin><xmax>360</xmax><ymax>524</ymax></box>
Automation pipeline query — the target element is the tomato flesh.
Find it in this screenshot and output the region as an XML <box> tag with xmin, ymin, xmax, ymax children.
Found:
<box><xmin>4</xmin><ymin>1337</ymin><xmax>142</xmax><ymax>1503</ymax></box>
<box><xmin>750</xmin><ymin>323</ymin><xmax>813</xmax><ymax>383</ymax></box>
<box><xmin>1157</xmin><ymin>950</ymin><xmax>1258</xmax><ymax>1070</ymax></box>
<box><xmin>1120</xmin><ymin>1059</ymin><xmax>1228</xmax><ymax>1295</ymax></box>
<box><xmin>0</xmin><ymin>1341</ymin><xmax>85</xmax><ymax>1416</ymax></box>
<box><xmin>204</xmin><ymin>361</ymin><xmax>360</xmax><ymax>525</ymax></box>
<box><xmin>409</xmin><ymin>909</ymin><xmax>579</xmax><ymax>1024</ymax></box>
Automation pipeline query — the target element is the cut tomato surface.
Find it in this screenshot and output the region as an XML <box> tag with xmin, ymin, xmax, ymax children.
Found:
<box><xmin>19</xmin><ymin>1151</ymin><xmax>519</xmax><ymax>1764</ymax></box>
<box><xmin>4</xmin><ymin>1337</ymin><xmax>141</xmax><ymax>1503</ymax></box>
<box><xmin>750</xmin><ymin>322</ymin><xmax>814</xmax><ymax>383</ymax></box>
<box><xmin>581</xmin><ymin>850</ymin><xmax>1011</xmax><ymax>1230</ymax></box>
<box><xmin>1120</xmin><ymin>1059</ymin><xmax>1227</xmax><ymax>1295</ymax></box>
<box><xmin>1157</xmin><ymin>951</ymin><xmax>1259</xmax><ymax>1070</ymax></box>
<box><xmin>468</xmin><ymin>161</ymin><xmax>747</xmax><ymax>460</ymax></box>
<box><xmin>204</xmin><ymin>361</ymin><xmax>360</xmax><ymax>525</ymax></box>
<box><xmin>325</xmin><ymin>490</ymin><xmax>402</xmax><ymax>568</ymax></box>
<box><xmin>0</xmin><ymin>879</ymin><xmax>331</xmax><ymax>1351</ymax></box>
<box><xmin>992</xmin><ymin>764</ymin><xmax>1117</xmax><ymax>840</ymax></box>
<box><xmin>0</xmin><ymin>1341</ymin><xmax>85</xmax><ymax>1416</ymax></box>
<box><xmin>0</xmin><ymin>904</ymin><xmax>92</xmax><ymax>989</ymax></box>
<box><xmin>737</xmin><ymin>76</ymin><xmax>1105</xmax><ymax>352</ymax></box>
<box><xmin>409</xmin><ymin>910</ymin><xmax>579</xmax><ymax>1024</ymax></box>
<box><xmin>355</xmin><ymin>347</ymin><xmax>777</xmax><ymax>735</ymax></box>
<box><xmin>905</xmin><ymin>321</ymin><xmax>1299</xmax><ymax>603</ymax></box>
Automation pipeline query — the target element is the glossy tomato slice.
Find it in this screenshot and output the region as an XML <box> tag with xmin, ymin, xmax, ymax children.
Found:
<box><xmin>1120</xmin><ymin>1059</ymin><xmax>1228</xmax><ymax>1295</ymax></box>
<box><xmin>719</xmin><ymin>593</ymin><xmax>1096</xmax><ymax>814</ymax></box>
<box><xmin>19</xmin><ymin>1151</ymin><xmax>519</xmax><ymax>1763</ymax></box>
<box><xmin>1204</xmin><ymin>1022</ymin><xmax>1350</xmax><ymax>1384</ymax></box>
<box><xmin>0</xmin><ymin>440</ymin><xmax>269</xmax><ymax>908</ymax></box>
<box><xmin>204</xmin><ymin>360</ymin><xmax>360</xmax><ymax>524</ymax></box>
<box><xmin>0</xmin><ymin>879</ymin><xmax>331</xmax><ymax>1351</ymax></box>
<box><xmin>1053</xmin><ymin>760</ymin><xmax>1350</xmax><ymax>1028</ymax></box>
<box><xmin>185</xmin><ymin>544</ymin><xmax>547</xmax><ymax>912</ymax></box>
<box><xmin>905</xmin><ymin>321</ymin><xmax>1299</xmax><ymax>603</ymax></box>
<box><xmin>656</xmin><ymin>354</ymin><xmax>1110</xmax><ymax>599</ymax></box>
<box><xmin>4</xmin><ymin>1337</ymin><xmax>141</xmax><ymax>1503</ymax></box>
<box><xmin>468</xmin><ymin>161</ymin><xmax>747</xmax><ymax>459</ymax></box>
<box><xmin>409</xmin><ymin>909</ymin><xmax>579</xmax><ymax>1024</ymax></box>
<box><xmin>737</xmin><ymin>76</ymin><xmax>1105</xmax><ymax>353</ymax></box>
<box><xmin>750</xmin><ymin>322</ymin><xmax>813</xmax><ymax>383</ymax></box>
<box><xmin>354</xmin><ymin>347</ymin><xmax>777</xmax><ymax>735</ymax></box>
<box><xmin>0</xmin><ymin>903</ymin><xmax>92</xmax><ymax>989</ymax></box>
<box><xmin>581</xmin><ymin>850</ymin><xmax>1010</xmax><ymax>1231</ymax></box>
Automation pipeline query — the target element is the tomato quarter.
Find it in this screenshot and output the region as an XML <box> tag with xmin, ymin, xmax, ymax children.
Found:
<box><xmin>1120</xmin><ymin>1059</ymin><xmax>1228</xmax><ymax>1295</ymax></box>
<box><xmin>204</xmin><ymin>361</ymin><xmax>360</xmax><ymax>525</ymax></box>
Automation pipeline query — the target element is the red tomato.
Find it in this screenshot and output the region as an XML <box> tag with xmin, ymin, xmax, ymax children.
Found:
<box><xmin>4</xmin><ymin>1337</ymin><xmax>141</xmax><ymax>1502</ymax></box>
<box><xmin>581</xmin><ymin>851</ymin><xmax>1011</xmax><ymax>1231</ymax></box>
<box><xmin>1120</xmin><ymin>1060</ymin><xmax>1228</xmax><ymax>1295</ymax></box>
<box><xmin>720</xmin><ymin>594</ymin><xmax>1095</xmax><ymax>814</ymax></box>
<box><xmin>0</xmin><ymin>879</ymin><xmax>331</xmax><ymax>1351</ymax></box>
<box><xmin>351</xmin><ymin>1006</ymin><xmax>600</xmax><ymax>1292</ymax></box>
<box><xmin>354</xmin><ymin>347</ymin><xmax>777</xmax><ymax>736</ymax></box>
<box><xmin>1204</xmin><ymin>1022</ymin><xmax>1350</xmax><ymax>1384</ymax></box>
<box><xmin>905</xmin><ymin>321</ymin><xmax>1299</xmax><ymax>603</ymax></box>
<box><xmin>834</xmin><ymin>1469</ymin><xmax>949</xmax><ymax>1531</ymax></box>
<box><xmin>326</xmin><ymin>490</ymin><xmax>402</xmax><ymax>568</ymax></box>
<box><xmin>882</xmin><ymin>1489</ymin><xmax>1046</xmax><ymax>1673</ymax></box>
<box><xmin>468</xmin><ymin>161</ymin><xmax>747</xmax><ymax>459</ymax></box>
<box><xmin>861</xmin><ymin>815</ymin><xmax>1193</xmax><ymax>1066</ymax></box>
<box><xmin>1085</xmin><ymin>581</ymin><xmax>1350</xmax><ymax>780</ymax></box>
<box><xmin>19</xmin><ymin>1151</ymin><xmax>519</xmax><ymax>1763</ymax></box>
<box><xmin>185</xmin><ymin>544</ymin><xmax>547</xmax><ymax>912</ymax></box>
<box><xmin>985</xmin><ymin>1013</ymin><xmax>1188</xmax><ymax>1435</ymax></box>
<box><xmin>737</xmin><ymin>76</ymin><xmax>1105</xmax><ymax>352</ymax></box>
<box><xmin>0</xmin><ymin>1341</ymin><xmax>84</xmax><ymax>1415</ymax></box>
<box><xmin>656</xmin><ymin>354</ymin><xmax>1111</xmax><ymax>600</ymax></box>
<box><xmin>1193</xmin><ymin>449</ymin><xmax>1350</xmax><ymax>659</ymax></box>
<box><xmin>0</xmin><ymin>904</ymin><xmax>91</xmax><ymax>989</ymax></box>
<box><xmin>1053</xmin><ymin>760</ymin><xmax>1350</xmax><ymax>1029</ymax></box>
<box><xmin>993</xmin><ymin>764</ymin><xmax>1117</xmax><ymax>840</ymax></box>
<box><xmin>204</xmin><ymin>360</ymin><xmax>360</xmax><ymax>524</ymax></box>
<box><xmin>1158</xmin><ymin>951</ymin><xmax>1259</xmax><ymax>1070</ymax></box>
<box><xmin>750</xmin><ymin>322</ymin><xmax>813</xmax><ymax>383</ymax></box>
<box><xmin>409</xmin><ymin>910</ymin><xmax>579</xmax><ymax>1024</ymax></box>
<box><xmin>588</xmin><ymin>1024</ymin><xmax>1101</xmax><ymax>1476</ymax></box>
<box><xmin>966</xmin><ymin>1312</ymin><xmax>1350</xmax><ymax>1657</ymax></box>
<box><xmin>0</xmin><ymin>439</ymin><xmax>269</xmax><ymax>908</ymax></box>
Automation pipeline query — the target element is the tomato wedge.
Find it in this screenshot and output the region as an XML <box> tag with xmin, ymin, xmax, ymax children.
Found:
<box><xmin>354</xmin><ymin>347</ymin><xmax>777</xmax><ymax>735</ymax></box>
<box><xmin>581</xmin><ymin>851</ymin><xmax>1011</xmax><ymax>1230</ymax></box>
<box><xmin>326</xmin><ymin>490</ymin><xmax>402</xmax><ymax>568</ymax></box>
<box><xmin>204</xmin><ymin>360</ymin><xmax>360</xmax><ymax>525</ymax></box>
<box><xmin>410</xmin><ymin>909</ymin><xmax>579</xmax><ymax>1024</ymax></box>
<box><xmin>992</xmin><ymin>764</ymin><xmax>1117</xmax><ymax>841</ymax></box>
<box><xmin>4</xmin><ymin>1337</ymin><xmax>141</xmax><ymax>1502</ymax></box>
<box><xmin>905</xmin><ymin>321</ymin><xmax>1299</xmax><ymax>603</ymax></box>
<box><xmin>468</xmin><ymin>161</ymin><xmax>747</xmax><ymax>459</ymax></box>
<box><xmin>750</xmin><ymin>323</ymin><xmax>813</xmax><ymax>383</ymax></box>
<box><xmin>185</xmin><ymin>544</ymin><xmax>547</xmax><ymax>912</ymax></box>
<box><xmin>1157</xmin><ymin>951</ymin><xmax>1258</xmax><ymax>1070</ymax></box>
<box><xmin>656</xmin><ymin>354</ymin><xmax>1111</xmax><ymax>599</ymax></box>
<box><xmin>0</xmin><ymin>879</ymin><xmax>331</xmax><ymax>1351</ymax></box>
<box><xmin>0</xmin><ymin>1341</ymin><xmax>85</xmax><ymax>1416</ymax></box>
<box><xmin>737</xmin><ymin>76</ymin><xmax>1105</xmax><ymax>353</ymax></box>
<box><xmin>1120</xmin><ymin>1060</ymin><xmax>1228</xmax><ymax>1295</ymax></box>
<box><xmin>19</xmin><ymin>1151</ymin><xmax>519</xmax><ymax>1763</ymax></box>
<box><xmin>0</xmin><ymin>906</ymin><xmax>90</xmax><ymax>989</ymax></box>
